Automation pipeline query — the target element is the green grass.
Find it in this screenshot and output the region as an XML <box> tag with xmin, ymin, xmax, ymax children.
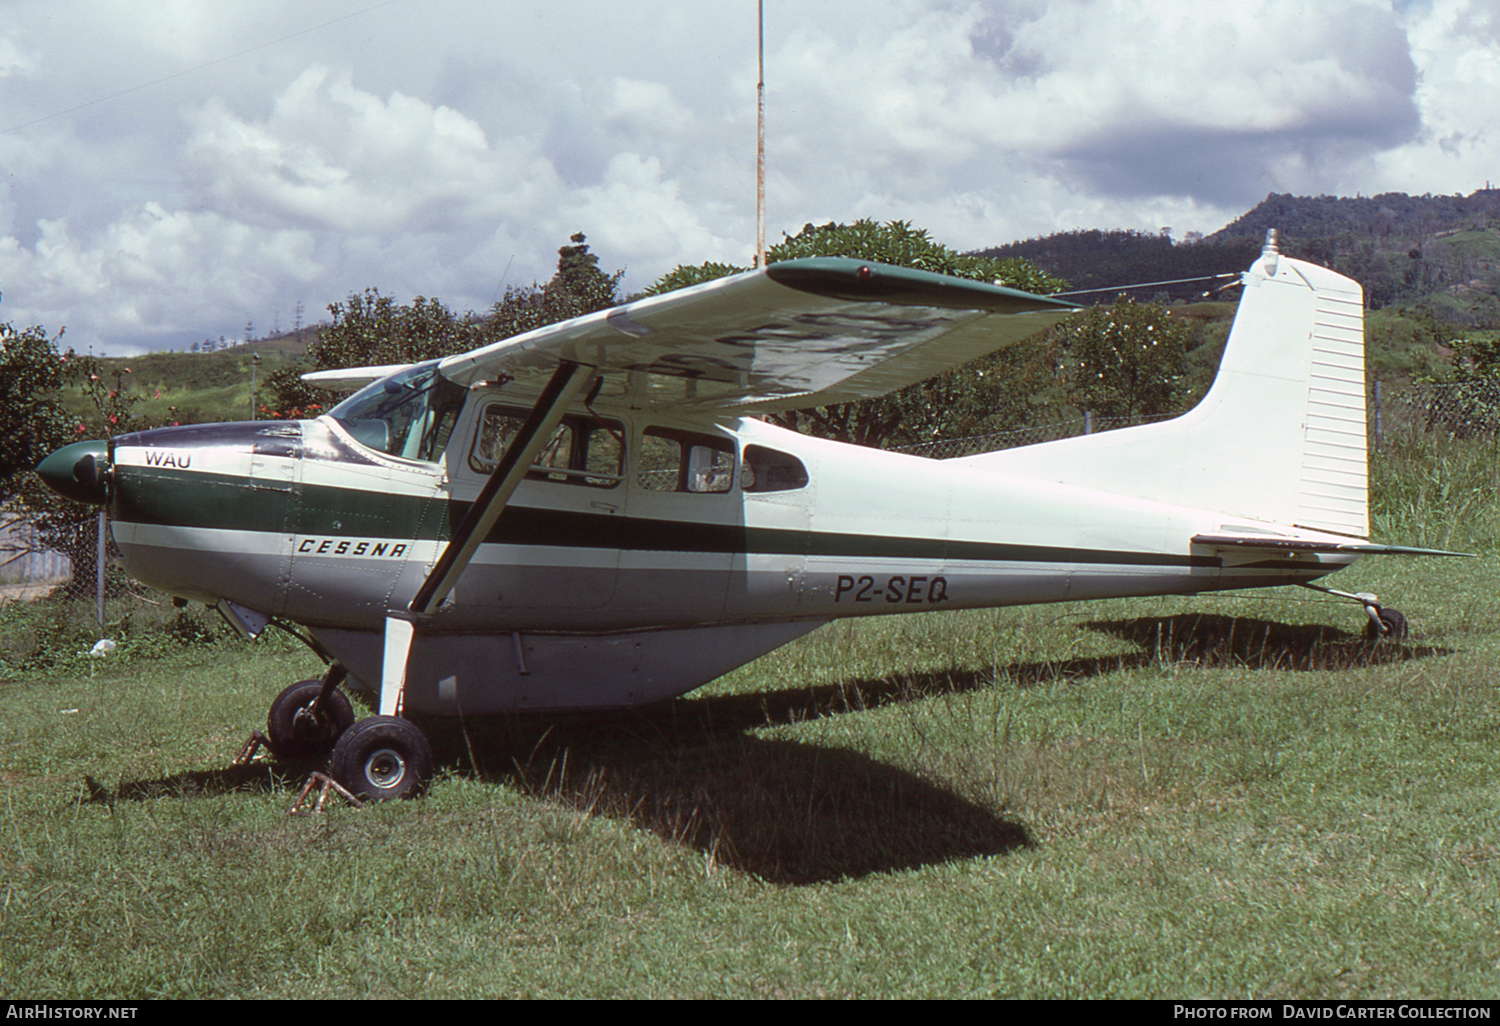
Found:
<box><xmin>1372</xmin><ymin>431</ymin><xmax>1500</xmax><ymax>551</ymax></box>
<box><xmin>1432</xmin><ymin>229</ymin><xmax>1500</xmax><ymax>262</ymax></box>
<box><xmin>3</xmin><ymin>446</ymin><xmax>1500</xmax><ymax>998</ymax></box>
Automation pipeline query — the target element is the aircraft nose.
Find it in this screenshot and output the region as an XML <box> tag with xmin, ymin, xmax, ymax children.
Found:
<box><xmin>36</xmin><ymin>440</ymin><xmax>111</xmax><ymax>505</ymax></box>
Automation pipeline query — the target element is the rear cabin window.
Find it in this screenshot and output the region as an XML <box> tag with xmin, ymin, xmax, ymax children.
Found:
<box><xmin>638</xmin><ymin>427</ymin><xmax>735</xmax><ymax>493</ymax></box>
<box><xmin>741</xmin><ymin>445</ymin><xmax>808</xmax><ymax>493</ymax></box>
<box><xmin>469</xmin><ymin>404</ymin><xmax>624</xmax><ymax>488</ymax></box>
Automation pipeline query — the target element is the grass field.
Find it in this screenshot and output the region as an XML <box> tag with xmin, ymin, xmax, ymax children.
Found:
<box><xmin>2</xmin><ymin>443</ymin><xmax>1499</xmax><ymax>998</ymax></box>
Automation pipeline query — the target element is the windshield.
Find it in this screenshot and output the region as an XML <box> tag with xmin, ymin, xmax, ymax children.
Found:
<box><xmin>328</xmin><ymin>361</ymin><xmax>467</xmax><ymax>463</ymax></box>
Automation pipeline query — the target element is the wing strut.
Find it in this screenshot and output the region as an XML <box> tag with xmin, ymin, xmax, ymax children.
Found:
<box><xmin>378</xmin><ymin>359</ymin><xmax>596</xmax><ymax>716</ymax></box>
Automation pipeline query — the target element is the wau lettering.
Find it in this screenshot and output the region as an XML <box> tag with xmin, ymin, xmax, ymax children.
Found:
<box><xmin>143</xmin><ymin>450</ymin><xmax>190</xmax><ymax>469</ymax></box>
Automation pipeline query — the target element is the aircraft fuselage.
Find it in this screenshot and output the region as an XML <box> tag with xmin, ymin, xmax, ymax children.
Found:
<box><xmin>96</xmin><ymin>397</ymin><xmax>1352</xmax><ymax>712</ymax></box>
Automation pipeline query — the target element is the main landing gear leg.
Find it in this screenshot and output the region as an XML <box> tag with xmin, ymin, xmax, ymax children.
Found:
<box><xmin>324</xmin><ymin>360</ymin><xmax>595</xmax><ymax>803</ymax></box>
<box><xmin>325</xmin><ymin>614</ymin><xmax>434</xmax><ymax>802</ymax></box>
<box><xmin>325</xmin><ymin>360</ymin><xmax>594</xmax><ymax>803</ymax></box>
<box><xmin>1300</xmin><ymin>583</ymin><xmax>1408</xmax><ymax>641</ymax></box>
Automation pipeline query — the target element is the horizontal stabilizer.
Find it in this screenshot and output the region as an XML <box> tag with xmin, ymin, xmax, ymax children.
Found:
<box><xmin>1192</xmin><ymin>534</ymin><xmax>1471</xmax><ymax>558</ymax></box>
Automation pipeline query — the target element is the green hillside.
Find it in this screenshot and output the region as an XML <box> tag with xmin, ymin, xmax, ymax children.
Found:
<box><xmin>986</xmin><ymin>189</ymin><xmax>1500</xmax><ymax>385</ymax></box>
<box><xmin>71</xmin><ymin>337</ymin><xmax>310</xmax><ymax>431</ymax></box>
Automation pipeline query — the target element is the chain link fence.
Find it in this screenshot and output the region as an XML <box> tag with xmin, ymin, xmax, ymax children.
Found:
<box><xmin>899</xmin><ymin>382</ymin><xmax>1493</xmax><ymax>461</ymax></box>
<box><xmin>895</xmin><ymin>412</ymin><xmax>1181</xmax><ymax>460</ymax></box>
<box><xmin>0</xmin><ymin>514</ymin><xmax>72</xmax><ymax>600</ymax></box>
<box><xmin>0</xmin><ymin>511</ymin><xmax>129</xmax><ymax>620</ymax></box>
<box><xmin>1372</xmin><ymin>381</ymin><xmax>1500</xmax><ymax>447</ymax></box>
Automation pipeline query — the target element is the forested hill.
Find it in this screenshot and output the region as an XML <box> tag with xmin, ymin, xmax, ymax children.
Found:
<box><xmin>1206</xmin><ymin>189</ymin><xmax>1500</xmax><ymax>245</ymax></box>
<box><xmin>977</xmin><ymin>231</ymin><xmax>1261</xmax><ymax>304</ymax></box>
<box><xmin>982</xmin><ymin>188</ymin><xmax>1500</xmax><ymax>327</ymax></box>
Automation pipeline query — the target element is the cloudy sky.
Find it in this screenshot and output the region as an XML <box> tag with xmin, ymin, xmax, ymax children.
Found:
<box><xmin>1</xmin><ymin>0</ymin><xmax>1495</xmax><ymax>354</ymax></box>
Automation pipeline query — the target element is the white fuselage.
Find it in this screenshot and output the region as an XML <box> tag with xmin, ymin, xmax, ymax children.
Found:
<box><xmin>105</xmin><ymin>402</ymin><xmax>1352</xmax><ymax>713</ymax></box>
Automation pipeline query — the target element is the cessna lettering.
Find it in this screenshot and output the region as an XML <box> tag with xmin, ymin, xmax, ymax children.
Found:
<box><xmin>296</xmin><ymin>538</ymin><xmax>409</xmax><ymax>559</ymax></box>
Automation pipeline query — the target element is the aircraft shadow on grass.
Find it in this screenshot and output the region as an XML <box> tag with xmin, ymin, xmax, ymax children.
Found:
<box><xmin>1083</xmin><ymin>612</ymin><xmax>1447</xmax><ymax>671</ymax></box>
<box><xmin>80</xmin><ymin>612</ymin><xmax>1441</xmax><ymax>886</ymax></box>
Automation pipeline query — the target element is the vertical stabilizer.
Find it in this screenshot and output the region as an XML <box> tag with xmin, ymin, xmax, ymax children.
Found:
<box><xmin>958</xmin><ymin>232</ymin><xmax>1368</xmax><ymax>537</ymax></box>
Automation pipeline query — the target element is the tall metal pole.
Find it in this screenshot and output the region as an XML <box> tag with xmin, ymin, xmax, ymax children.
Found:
<box><xmin>96</xmin><ymin>511</ymin><xmax>105</xmax><ymax>627</ymax></box>
<box><xmin>756</xmin><ymin>0</ymin><xmax>766</xmax><ymax>268</ymax></box>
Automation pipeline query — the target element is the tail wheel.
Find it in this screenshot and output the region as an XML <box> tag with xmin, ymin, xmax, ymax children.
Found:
<box><xmin>330</xmin><ymin>716</ymin><xmax>433</xmax><ymax>801</ymax></box>
<box><xmin>267</xmin><ymin>680</ymin><xmax>355</xmax><ymax>761</ymax></box>
<box><xmin>1365</xmin><ymin>607</ymin><xmax>1408</xmax><ymax>641</ymax></box>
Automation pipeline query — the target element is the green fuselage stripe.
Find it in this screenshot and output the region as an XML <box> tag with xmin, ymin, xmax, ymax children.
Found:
<box><xmin>114</xmin><ymin>466</ymin><xmax>1224</xmax><ymax>569</ymax></box>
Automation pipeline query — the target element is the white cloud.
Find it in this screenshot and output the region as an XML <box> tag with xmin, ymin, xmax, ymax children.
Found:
<box><xmin>0</xmin><ymin>204</ymin><xmax>320</xmax><ymax>345</ymax></box>
<box><xmin>0</xmin><ymin>0</ymin><xmax>1490</xmax><ymax>353</ymax></box>
<box><xmin>182</xmin><ymin>67</ymin><xmax>546</xmax><ymax>233</ymax></box>
<box><xmin>603</xmin><ymin>78</ymin><xmax>695</xmax><ymax>137</ymax></box>
<box><xmin>565</xmin><ymin>152</ymin><xmax>746</xmax><ymax>271</ymax></box>
<box><xmin>766</xmin><ymin>0</ymin><xmax>1419</xmax><ymax>209</ymax></box>
<box><xmin>1367</xmin><ymin>0</ymin><xmax>1500</xmax><ymax>192</ymax></box>
<box><xmin>0</xmin><ymin>36</ymin><xmax>38</xmax><ymax>79</ymax></box>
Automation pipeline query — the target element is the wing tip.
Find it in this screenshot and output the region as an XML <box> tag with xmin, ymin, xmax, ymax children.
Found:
<box><xmin>765</xmin><ymin>257</ymin><xmax>1078</xmax><ymax>313</ymax></box>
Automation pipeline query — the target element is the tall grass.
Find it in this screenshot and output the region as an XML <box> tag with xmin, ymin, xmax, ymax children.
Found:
<box><xmin>1371</xmin><ymin>431</ymin><xmax>1500</xmax><ymax>551</ymax></box>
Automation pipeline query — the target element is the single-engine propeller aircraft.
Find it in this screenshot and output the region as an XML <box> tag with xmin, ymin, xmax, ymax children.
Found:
<box><xmin>38</xmin><ymin>231</ymin><xmax>1462</xmax><ymax>801</ymax></box>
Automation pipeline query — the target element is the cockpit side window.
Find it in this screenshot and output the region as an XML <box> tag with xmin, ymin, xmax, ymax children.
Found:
<box><xmin>638</xmin><ymin>427</ymin><xmax>734</xmax><ymax>493</ymax></box>
<box><xmin>469</xmin><ymin>403</ymin><xmax>624</xmax><ymax>488</ymax></box>
<box><xmin>328</xmin><ymin>362</ymin><xmax>466</xmax><ymax>464</ymax></box>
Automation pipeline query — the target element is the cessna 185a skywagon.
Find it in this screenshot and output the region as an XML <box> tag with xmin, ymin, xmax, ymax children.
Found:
<box><xmin>38</xmin><ymin>232</ymin><xmax>1453</xmax><ymax>801</ymax></box>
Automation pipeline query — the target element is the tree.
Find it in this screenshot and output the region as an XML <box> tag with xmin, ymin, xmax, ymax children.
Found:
<box><xmin>263</xmin><ymin>234</ymin><xmax>624</xmax><ymax>418</ymax></box>
<box><xmin>261</xmin><ymin>290</ymin><xmax>488</xmax><ymax>419</ymax></box>
<box><xmin>485</xmin><ymin>233</ymin><xmax>624</xmax><ymax>341</ymax></box>
<box><xmin>0</xmin><ymin>323</ymin><xmax>85</xmax><ymax>514</ymax></box>
<box><xmin>0</xmin><ymin>323</ymin><xmax>118</xmax><ymax>585</ymax></box>
<box><xmin>644</xmin><ymin>219</ymin><xmax>1065</xmax><ymax>297</ymax></box>
<box><xmin>1054</xmin><ymin>296</ymin><xmax>1192</xmax><ymax>420</ymax></box>
<box><xmin>552</xmin><ymin>232</ymin><xmax>623</xmax><ymax>308</ymax></box>
<box><xmin>645</xmin><ymin>219</ymin><xmax>1069</xmax><ymax>448</ymax></box>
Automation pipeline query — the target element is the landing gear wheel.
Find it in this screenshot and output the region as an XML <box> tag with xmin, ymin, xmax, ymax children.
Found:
<box><xmin>267</xmin><ymin>680</ymin><xmax>355</xmax><ymax>761</ymax></box>
<box><xmin>330</xmin><ymin>716</ymin><xmax>433</xmax><ymax>801</ymax></box>
<box><xmin>1366</xmin><ymin>607</ymin><xmax>1408</xmax><ymax>641</ymax></box>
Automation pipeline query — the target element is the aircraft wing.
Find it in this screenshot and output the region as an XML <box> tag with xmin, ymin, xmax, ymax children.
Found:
<box><xmin>433</xmin><ymin>257</ymin><xmax>1078</xmax><ymax>413</ymax></box>
<box><xmin>302</xmin><ymin>363</ymin><xmax>416</xmax><ymax>390</ymax></box>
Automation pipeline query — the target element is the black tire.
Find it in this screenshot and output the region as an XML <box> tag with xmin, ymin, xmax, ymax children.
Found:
<box><xmin>1365</xmin><ymin>608</ymin><xmax>1408</xmax><ymax>641</ymax></box>
<box><xmin>266</xmin><ymin>680</ymin><xmax>355</xmax><ymax>761</ymax></box>
<box><xmin>330</xmin><ymin>716</ymin><xmax>433</xmax><ymax>801</ymax></box>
